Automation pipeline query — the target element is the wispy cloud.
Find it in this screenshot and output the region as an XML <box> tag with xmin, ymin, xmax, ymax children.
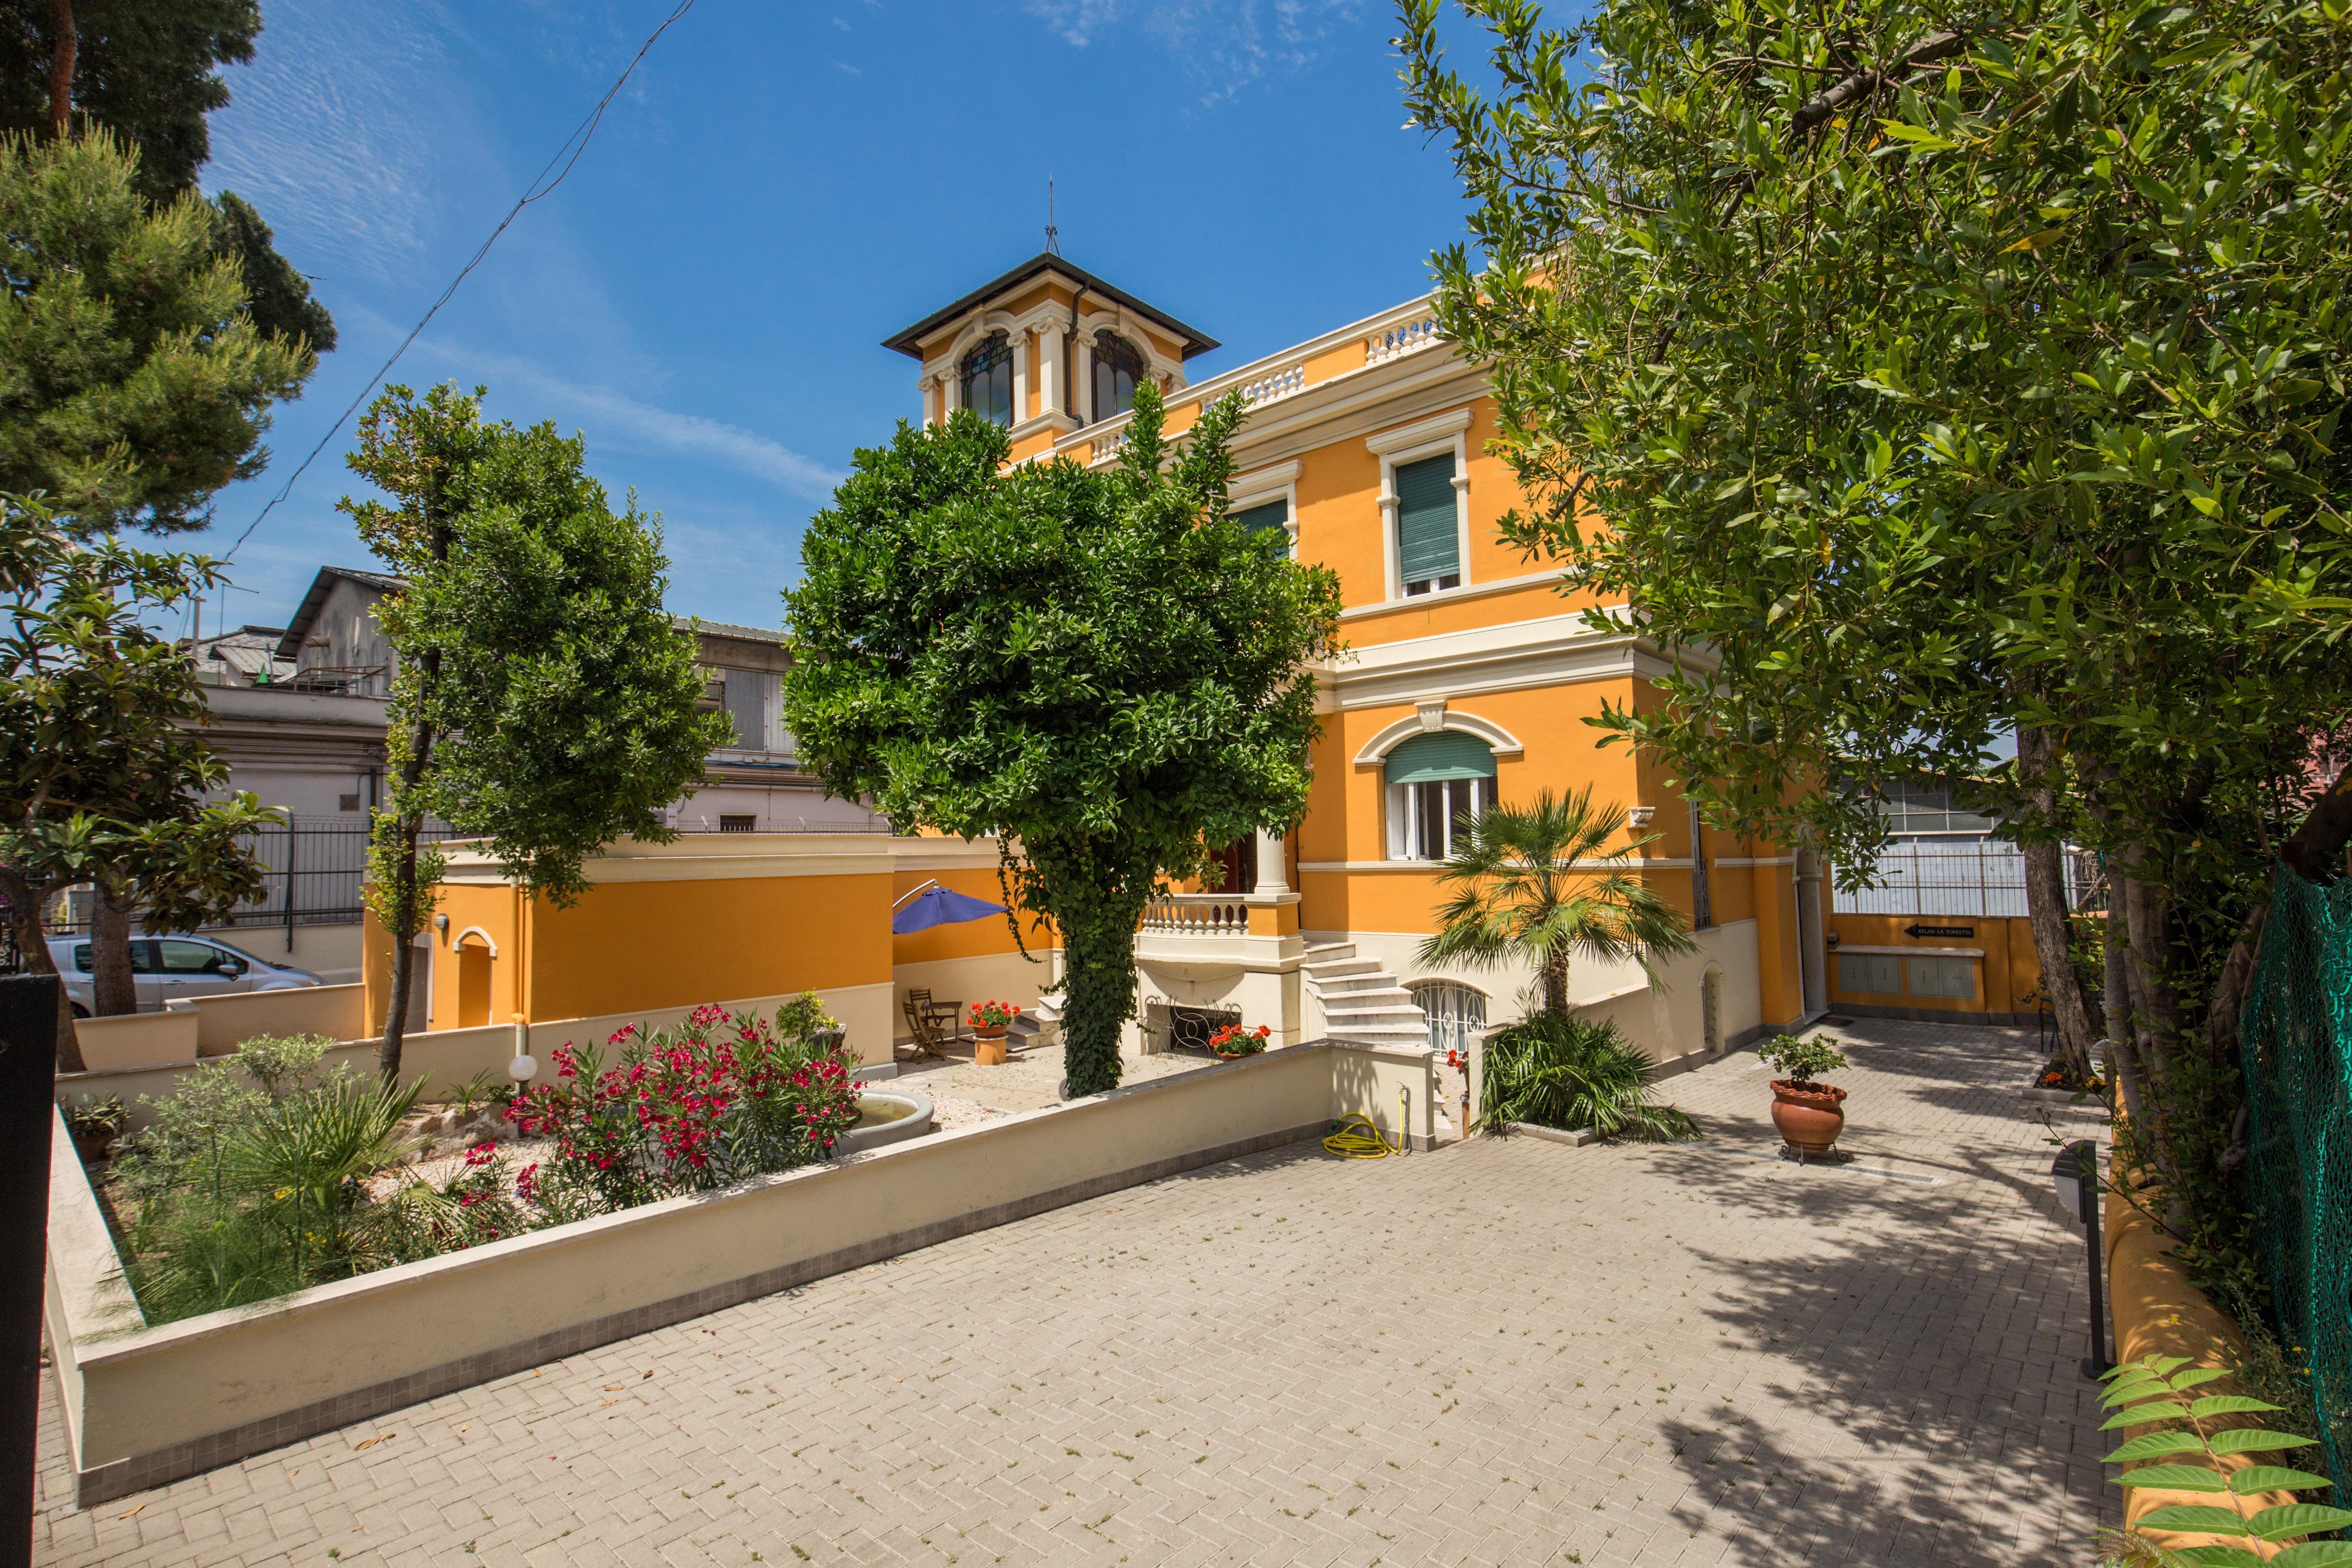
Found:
<box><xmin>1024</xmin><ymin>0</ymin><xmax>1366</xmax><ymax>97</ymax></box>
<box><xmin>203</xmin><ymin>0</ymin><xmax>456</xmax><ymax>278</ymax></box>
<box><xmin>417</xmin><ymin>341</ymin><xmax>847</xmax><ymax>500</ymax></box>
<box><xmin>560</xmin><ymin>383</ymin><xmax>847</xmax><ymax>499</ymax></box>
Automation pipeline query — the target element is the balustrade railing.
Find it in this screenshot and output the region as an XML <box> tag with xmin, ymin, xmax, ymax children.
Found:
<box><xmin>1139</xmin><ymin>895</ymin><xmax>1250</xmax><ymax>937</ymax></box>
<box><xmin>1239</xmin><ymin>364</ymin><xmax>1306</xmax><ymax>406</ymax></box>
<box><xmin>1366</xmin><ymin>317</ymin><xmax>1442</xmax><ymax>364</ymax></box>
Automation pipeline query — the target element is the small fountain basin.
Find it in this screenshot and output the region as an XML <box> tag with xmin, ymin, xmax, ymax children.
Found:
<box><xmin>833</xmin><ymin>1088</ymin><xmax>936</xmax><ymax>1155</ymax></box>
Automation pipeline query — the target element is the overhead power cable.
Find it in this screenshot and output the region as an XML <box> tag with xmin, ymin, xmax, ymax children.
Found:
<box><xmin>223</xmin><ymin>0</ymin><xmax>700</xmax><ymax>560</ymax></box>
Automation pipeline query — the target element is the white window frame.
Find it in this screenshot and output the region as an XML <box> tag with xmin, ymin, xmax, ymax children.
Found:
<box><xmin>1389</xmin><ymin>775</ymin><xmax>1488</xmax><ymax>862</ymax></box>
<box><xmin>1366</xmin><ymin>409</ymin><xmax>1473</xmax><ymax>604</ymax></box>
<box><xmin>1229</xmin><ymin>459</ymin><xmax>1300</xmax><ymax>555</ymax></box>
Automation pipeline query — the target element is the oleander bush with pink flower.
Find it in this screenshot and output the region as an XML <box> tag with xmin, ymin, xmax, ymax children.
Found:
<box><xmin>506</xmin><ymin>1000</ymin><xmax>862</xmax><ymax>1219</ymax></box>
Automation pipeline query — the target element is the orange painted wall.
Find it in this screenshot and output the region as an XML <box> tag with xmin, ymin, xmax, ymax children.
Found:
<box><xmin>1827</xmin><ymin>912</ymin><xmax>2042</xmax><ymax>1019</ymax></box>
<box><xmin>523</xmin><ymin>872</ymin><xmax>891</xmax><ymax>1023</ymax></box>
<box><xmin>426</xmin><ymin>883</ymin><xmax>522</xmax><ymax>1031</ymax></box>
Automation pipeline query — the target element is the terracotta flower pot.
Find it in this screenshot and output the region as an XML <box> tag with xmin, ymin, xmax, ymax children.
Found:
<box><xmin>972</xmin><ymin>1023</ymin><xmax>1008</xmax><ymax>1040</ymax></box>
<box><xmin>71</xmin><ymin>1128</ymin><xmax>117</xmax><ymax>1166</ymax></box>
<box><xmin>1769</xmin><ymin>1079</ymin><xmax>1848</xmax><ymax>1155</ymax></box>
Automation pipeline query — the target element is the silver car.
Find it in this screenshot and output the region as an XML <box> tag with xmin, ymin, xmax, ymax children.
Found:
<box><xmin>48</xmin><ymin>935</ymin><xmax>321</xmax><ymax>1017</ymax></box>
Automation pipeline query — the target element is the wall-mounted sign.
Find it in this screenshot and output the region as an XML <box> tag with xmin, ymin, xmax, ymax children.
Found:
<box><xmin>1905</xmin><ymin>923</ymin><xmax>1976</xmax><ymax>939</ymax></box>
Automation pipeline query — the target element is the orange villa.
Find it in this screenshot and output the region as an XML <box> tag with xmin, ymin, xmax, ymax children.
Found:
<box><xmin>883</xmin><ymin>255</ymin><xmax>1836</xmax><ymax>1068</ymax></box>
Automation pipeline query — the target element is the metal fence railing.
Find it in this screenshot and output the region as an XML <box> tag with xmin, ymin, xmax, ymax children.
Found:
<box><xmin>2236</xmin><ymin>866</ymin><xmax>2352</xmax><ymax>1495</ymax></box>
<box><xmin>34</xmin><ymin>817</ymin><xmax>464</xmax><ymax>940</ymax></box>
<box><xmin>1835</xmin><ymin>840</ymin><xmax>2096</xmax><ymax>918</ymax></box>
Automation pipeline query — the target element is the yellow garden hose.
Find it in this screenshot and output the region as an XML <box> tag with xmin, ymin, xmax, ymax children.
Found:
<box><xmin>1323</xmin><ymin>1113</ymin><xmax>1394</xmax><ymax>1158</ymax></box>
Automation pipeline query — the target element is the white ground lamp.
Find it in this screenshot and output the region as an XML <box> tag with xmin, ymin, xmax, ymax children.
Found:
<box><xmin>2050</xmin><ymin>1139</ymin><xmax>2112</xmax><ymax>1378</ymax></box>
<box><xmin>508</xmin><ymin>1012</ymin><xmax>537</xmax><ymax>1087</ymax></box>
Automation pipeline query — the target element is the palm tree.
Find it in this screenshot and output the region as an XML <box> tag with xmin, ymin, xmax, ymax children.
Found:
<box><xmin>1416</xmin><ymin>786</ymin><xmax>1696</xmax><ymax>1016</ymax></box>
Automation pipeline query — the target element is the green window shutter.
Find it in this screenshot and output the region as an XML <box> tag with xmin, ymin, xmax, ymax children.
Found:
<box><xmin>1383</xmin><ymin>730</ymin><xmax>1496</xmax><ymax>785</ymax></box>
<box><xmin>1233</xmin><ymin>499</ymin><xmax>1289</xmax><ymax>538</ymax></box>
<box><xmin>1394</xmin><ymin>453</ymin><xmax>1459</xmax><ymax>584</ymax></box>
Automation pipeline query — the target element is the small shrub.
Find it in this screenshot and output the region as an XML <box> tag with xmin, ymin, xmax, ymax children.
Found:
<box><xmin>1757</xmin><ymin>1033</ymin><xmax>1848</xmax><ymax>1087</ymax></box>
<box><xmin>64</xmin><ymin>1093</ymin><xmax>127</xmax><ymax>1140</ymax></box>
<box><xmin>234</xmin><ymin>1033</ymin><xmax>333</xmax><ymax>1098</ymax></box>
<box><xmin>1481</xmin><ymin>1013</ymin><xmax>1698</xmax><ymax>1143</ymax></box>
<box><xmin>440</xmin><ymin>1069</ymin><xmax>501</xmax><ymax>1121</ymax></box>
<box><xmin>774</xmin><ymin>990</ymin><xmax>839</xmax><ymax>1042</ymax></box>
<box><xmin>371</xmin><ymin>1142</ymin><xmax>528</xmax><ymax>1264</ymax></box>
<box><xmin>116</xmin><ymin>1067</ymin><xmax>422</xmax><ymax>1322</ymax></box>
<box><xmin>2036</xmin><ymin>1052</ymin><xmax>2108</xmax><ymax>1096</ymax></box>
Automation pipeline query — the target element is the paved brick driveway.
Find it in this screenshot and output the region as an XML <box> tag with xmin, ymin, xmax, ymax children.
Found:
<box><xmin>37</xmin><ymin>1019</ymin><xmax>2118</xmax><ymax>1567</ymax></box>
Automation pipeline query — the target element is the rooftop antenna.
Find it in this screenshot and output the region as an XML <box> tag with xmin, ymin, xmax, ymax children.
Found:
<box><xmin>1045</xmin><ymin>174</ymin><xmax>1059</xmax><ymax>256</ymax></box>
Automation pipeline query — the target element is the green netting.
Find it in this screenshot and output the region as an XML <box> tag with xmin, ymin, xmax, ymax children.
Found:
<box><xmin>2236</xmin><ymin>866</ymin><xmax>2352</xmax><ymax>1493</ymax></box>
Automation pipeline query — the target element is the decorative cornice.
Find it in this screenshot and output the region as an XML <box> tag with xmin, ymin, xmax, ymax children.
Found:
<box><xmin>1364</xmin><ymin>407</ymin><xmax>1472</xmax><ymax>455</ymax></box>
<box><xmin>1350</xmin><ymin>706</ymin><xmax>1527</xmax><ymax>767</ymax></box>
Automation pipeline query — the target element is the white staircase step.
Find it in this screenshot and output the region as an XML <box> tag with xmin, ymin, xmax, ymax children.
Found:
<box><xmin>1304</xmin><ymin>959</ymin><xmax>1381</xmax><ymax>982</ymax></box>
<box><xmin>1302</xmin><ymin>942</ymin><xmax>1357</xmax><ymax>961</ymax></box>
<box><xmin>1321</xmin><ymin>980</ymin><xmax>1414</xmax><ymax>1000</ymax></box>
<box><xmin>1336</xmin><ymin>1001</ymin><xmax>1421</xmax><ymax>1025</ymax></box>
<box><xmin>1329</xmin><ymin>1025</ymin><xmax>1434</xmax><ymax>1046</ymax></box>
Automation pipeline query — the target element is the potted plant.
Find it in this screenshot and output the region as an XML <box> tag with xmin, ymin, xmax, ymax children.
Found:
<box><xmin>1206</xmin><ymin>1022</ymin><xmax>1271</xmax><ymax>1060</ymax></box>
<box><xmin>969</xmin><ymin>1000</ymin><xmax>1018</xmax><ymax>1066</ymax></box>
<box><xmin>64</xmin><ymin>1093</ymin><xmax>128</xmax><ymax>1165</ymax></box>
<box><xmin>1757</xmin><ymin>1033</ymin><xmax>1850</xmax><ymax>1155</ymax></box>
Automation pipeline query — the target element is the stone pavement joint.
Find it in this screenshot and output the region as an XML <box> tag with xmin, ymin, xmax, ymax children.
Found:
<box><xmin>38</xmin><ymin>1018</ymin><xmax>2117</xmax><ymax>1566</ymax></box>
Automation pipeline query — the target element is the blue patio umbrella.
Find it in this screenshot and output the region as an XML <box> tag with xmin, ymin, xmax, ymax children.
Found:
<box><xmin>891</xmin><ymin>881</ymin><xmax>1008</xmax><ymax>935</ymax></box>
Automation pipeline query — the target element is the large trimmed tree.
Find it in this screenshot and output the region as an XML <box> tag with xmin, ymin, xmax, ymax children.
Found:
<box><xmin>339</xmin><ymin>384</ymin><xmax>731</xmax><ymax>1079</ymax></box>
<box><xmin>1398</xmin><ymin>0</ymin><xmax>2352</xmax><ymax>1297</ymax></box>
<box><xmin>785</xmin><ymin>387</ymin><xmax>1344</xmax><ymax>1097</ymax></box>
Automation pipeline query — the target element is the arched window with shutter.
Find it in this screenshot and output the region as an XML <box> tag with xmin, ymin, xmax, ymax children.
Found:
<box><xmin>1384</xmin><ymin>730</ymin><xmax>1496</xmax><ymax>860</ymax></box>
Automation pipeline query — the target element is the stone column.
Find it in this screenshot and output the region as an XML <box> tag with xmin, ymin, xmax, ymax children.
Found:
<box><xmin>1012</xmin><ymin>331</ymin><xmax>1031</xmax><ymax>425</ymax></box>
<box><xmin>1251</xmin><ymin>828</ymin><xmax>1289</xmax><ymax>896</ymax></box>
<box><xmin>1040</xmin><ymin>323</ymin><xmax>1065</xmax><ymax>418</ymax></box>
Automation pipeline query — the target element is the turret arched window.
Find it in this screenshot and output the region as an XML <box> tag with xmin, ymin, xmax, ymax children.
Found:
<box><xmin>1091</xmin><ymin>331</ymin><xmax>1146</xmax><ymax>421</ymax></box>
<box><xmin>961</xmin><ymin>332</ymin><xmax>1014</xmax><ymax>426</ymax></box>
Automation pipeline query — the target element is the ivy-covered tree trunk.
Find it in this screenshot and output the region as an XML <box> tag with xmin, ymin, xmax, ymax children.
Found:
<box><xmin>1055</xmin><ymin>893</ymin><xmax>1147</xmax><ymax>1099</ymax></box>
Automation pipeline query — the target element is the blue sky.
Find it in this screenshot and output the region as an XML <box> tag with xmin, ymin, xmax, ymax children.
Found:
<box><xmin>193</xmin><ymin>0</ymin><xmax>1488</xmax><ymax>636</ymax></box>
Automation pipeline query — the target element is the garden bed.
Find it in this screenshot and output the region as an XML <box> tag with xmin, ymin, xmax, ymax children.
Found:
<box><xmin>85</xmin><ymin>1001</ymin><xmax>865</xmax><ymax>1329</ymax></box>
<box><xmin>45</xmin><ymin>1035</ymin><xmax>1434</xmax><ymax>1506</ymax></box>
